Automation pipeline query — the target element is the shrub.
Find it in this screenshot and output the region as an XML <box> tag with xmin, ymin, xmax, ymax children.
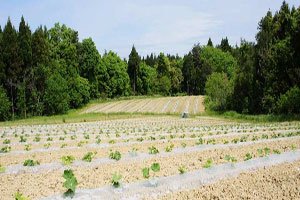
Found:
<box><xmin>277</xmin><ymin>86</ymin><xmax>300</xmax><ymax>114</ymax></box>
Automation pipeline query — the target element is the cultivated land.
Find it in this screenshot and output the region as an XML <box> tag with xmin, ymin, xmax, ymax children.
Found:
<box><xmin>0</xmin><ymin>96</ymin><xmax>300</xmax><ymax>199</ymax></box>
<box><xmin>82</xmin><ymin>96</ymin><xmax>205</xmax><ymax>114</ymax></box>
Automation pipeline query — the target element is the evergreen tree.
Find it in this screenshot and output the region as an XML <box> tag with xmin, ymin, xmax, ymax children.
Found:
<box><xmin>219</xmin><ymin>37</ymin><xmax>231</xmax><ymax>52</ymax></box>
<box><xmin>127</xmin><ymin>45</ymin><xmax>140</xmax><ymax>95</ymax></box>
<box><xmin>207</xmin><ymin>38</ymin><xmax>213</xmax><ymax>47</ymax></box>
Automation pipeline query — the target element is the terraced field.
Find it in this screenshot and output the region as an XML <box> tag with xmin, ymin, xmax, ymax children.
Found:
<box><xmin>0</xmin><ymin>116</ymin><xmax>300</xmax><ymax>199</ymax></box>
<box><xmin>82</xmin><ymin>96</ymin><xmax>205</xmax><ymax>114</ymax></box>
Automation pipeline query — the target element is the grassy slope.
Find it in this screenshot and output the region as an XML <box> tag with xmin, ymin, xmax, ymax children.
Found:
<box><xmin>0</xmin><ymin>96</ymin><xmax>299</xmax><ymax>126</ymax></box>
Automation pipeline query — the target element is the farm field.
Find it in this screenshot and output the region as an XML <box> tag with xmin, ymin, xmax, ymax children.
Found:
<box><xmin>0</xmin><ymin>115</ymin><xmax>300</xmax><ymax>199</ymax></box>
<box><xmin>82</xmin><ymin>96</ymin><xmax>205</xmax><ymax>114</ymax></box>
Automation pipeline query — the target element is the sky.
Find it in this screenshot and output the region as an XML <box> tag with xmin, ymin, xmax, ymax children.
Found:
<box><xmin>0</xmin><ymin>0</ymin><xmax>299</xmax><ymax>58</ymax></box>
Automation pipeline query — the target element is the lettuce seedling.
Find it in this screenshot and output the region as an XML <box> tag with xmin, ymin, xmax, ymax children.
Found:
<box><xmin>25</xmin><ymin>144</ymin><xmax>31</xmax><ymax>151</ymax></box>
<box><xmin>62</xmin><ymin>155</ymin><xmax>75</xmax><ymax>165</ymax></box>
<box><xmin>96</xmin><ymin>138</ymin><xmax>101</xmax><ymax>144</ymax></box>
<box><xmin>148</xmin><ymin>146</ymin><xmax>159</xmax><ymax>154</ymax></box>
<box><xmin>109</xmin><ymin>150</ymin><xmax>121</xmax><ymax>161</ymax></box>
<box><xmin>142</xmin><ymin>167</ymin><xmax>150</xmax><ymax>179</ymax></box>
<box><xmin>82</xmin><ymin>152</ymin><xmax>93</xmax><ymax>162</ymax></box>
<box><xmin>273</xmin><ymin>149</ymin><xmax>281</xmax><ymax>154</ymax></box>
<box><xmin>178</xmin><ymin>165</ymin><xmax>185</xmax><ymax>174</ymax></box>
<box><xmin>3</xmin><ymin>139</ymin><xmax>10</xmax><ymax>144</ymax></box>
<box><xmin>62</xmin><ymin>169</ymin><xmax>78</xmax><ymax>197</ymax></box>
<box><xmin>196</xmin><ymin>138</ymin><xmax>203</xmax><ymax>145</ymax></box>
<box><xmin>0</xmin><ymin>164</ymin><xmax>5</xmax><ymax>173</ymax></box>
<box><xmin>14</xmin><ymin>193</ymin><xmax>29</xmax><ymax>200</ymax></box>
<box><xmin>181</xmin><ymin>142</ymin><xmax>187</xmax><ymax>148</ymax></box>
<box><xmin>33</xmin><ymin>136</ymin><xmax>41</xmax><ymax>142</ymax></box>
<box><xmin>111</xmin><ymin>173</ymin><xmax>122</xmax><ymax>188</ymax></box>
<box><xmin>23</xmin><ymin>159</ymin><xmax>40</xmax><ymax>166</ymax></box>
<box><xmin>202</xmin><ymin>158</ymin><xmax>212</xmax><ymax>168</ymax></box>
<box><xmin>0</xmin><ymin>145</ymin><xmax>11</xmax><ymax>153</ymax></box>
<box><xmin>245</xmin><ymin>153</ymin><xmax>252</xmax><ymax>161</ymax></box>
<box><xmin>151</xmin><ymin>163</ymin><xmax>160</xmax><ymax>172</ymax></box>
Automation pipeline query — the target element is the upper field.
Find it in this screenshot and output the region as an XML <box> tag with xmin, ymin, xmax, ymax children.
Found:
<box><xmin>82</xmin><ymin>96</ymin><xmax>205</xmax><ymax>114</ymax></box>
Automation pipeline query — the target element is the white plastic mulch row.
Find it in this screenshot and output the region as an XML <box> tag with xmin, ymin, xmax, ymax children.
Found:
<box><xmin>2</xmin><ymin>136</ymin><xmax>299</xmax><ymax>175</ymax></box>
<box><xmin>40</xmin><ymin>150</ymin><xmax>300</xmax><ymax>200</ymax></box>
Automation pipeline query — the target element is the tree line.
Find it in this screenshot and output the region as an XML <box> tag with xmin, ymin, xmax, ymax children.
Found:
<box><xmin>0</xmin><ymin>1</ymin><xmax>299</xmax><ymax>121</ymax></box>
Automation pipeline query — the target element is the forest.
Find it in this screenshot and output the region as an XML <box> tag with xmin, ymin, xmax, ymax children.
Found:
<box><xmin>0</xmin><ymin>1</ymin><xmax>299</xmax><ymax>121</ymax></box>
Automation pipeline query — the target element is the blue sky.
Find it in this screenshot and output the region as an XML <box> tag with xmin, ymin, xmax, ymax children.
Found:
<box><xmin>0</xmin><ymin>0</ymin><xmax>298</xmax><ymax>58</ymax></box>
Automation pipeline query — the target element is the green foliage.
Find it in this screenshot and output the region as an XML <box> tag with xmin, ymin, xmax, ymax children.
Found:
<box><xmin>142</xmin><ymin>167</ymin><xmax>150</xmax><ymax>179</ymax></box>
<box><xmin>62</xmin><ymin>155</ymin><xmax>75</xmax><ymax>165</ymax></box>
<box><xmin>82</xmin><ymin>152</ymin><xmax>93</xmax><ymax>162</ymax></box>
<box><xmin>128</xmin><ymin>46</ymin><xmax>140</xmax><ymax>94</ymax></box>
<box><xmin>178</xmin><ymin>165</ymin><xmax>186</xmax><ymax>174</ymax></box>
<box><xmin>245</xmin><ymin>153</ymin><xmax>252</xmax><ymax>161</ymax></box>
<box><xmin>148</xmin><ymin>146</ymin><xmax>159</xmax><ymax>154</ymax></box>
<box><xmin>151</xmin><ymin>163</ymin><xmax>160</xmax><ymax>172</ymax></box>
<box><xmin>109</xmin><ymin>150</ymin><xmax>121</xmax><ymax>161</ymax></box>
<box><xmin>203</xmin><ymin>158</ymin><xmax>213</xmax><ymax>168</ymax></box>
<box><xmin>3</xmin><ymin>139</ymin><xmax>10</xmax><ymax>144</ymax></box>
<box><xmin>23</xmin><ymin>159</ymin><xmax>40</xmax><ymax>166</ymax></box>
<box><xmin>0</xmin><ymin>145</ymin><xmax>11</xmax><ymax>153</ymax></box>
<box><xmin>205</xmin><ymin>72</ymin><xmax>233</xmax><ymax>111</ymax></box>
<box><xmin>44</xmin><ymin>73</ymin><xmax>69</xmax><ymax>115</ymax></box>
<box><xmin>68</xmin><ymin>76</ymin><xmax>90</xmax><ymax>108</ymax></box>
<box><xmin>62</xmin><ymin>169</ymin><xmax>78</xmax><ymax>197</ymax></box>
<box><xmin>111</xmin><ymin>173</ymin><xmax>122</xmax><ymax>188</ymax></box>
<box><xmin>0</xmin><ymin>164</ymin><xmax>5</xmax><ymax>173</ymax></box>
<box><xmin>14</xmin><ymin>193</ymin><xmax>29</xmax><ymax>200</ymax></box>
<box><xmin>0</xmin><ymin>85</ymin><xmax>10</xmax><ymax>121</ymax></box>
<box><xmin>277</xmin><ymin>86</ymin><xmax>300</xmax><ymax>114</ymax></box>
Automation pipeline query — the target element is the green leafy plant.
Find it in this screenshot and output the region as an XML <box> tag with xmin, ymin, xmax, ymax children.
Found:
<box><xmin>19</xmin><ymin>136</ymin><xmax>27</xmax><ymax>142</ymax></box>
<box><xmin>62</xmin><ymin>155</ymin><xmax>75</xmax><ymax>165</ymax></box>
<box><xmin>109</xmin><ymin>140</ymin><xmax>116</xmax><ymax>144</ymax></box>
<box><xmin>43</xmin><ymin>143</ymin><xmax>51</xmax><ymax>149</ymax></box>
<box><xmin>148</xmin><ymin>146</ymin><xmax>159</xmax><ymax>154</ymax></box>
<box><xmin>14</xmin><ymin>193</ymin><xmax>29</xmax><ymax>200</ymax></box>
<box><xmin>273</xmin><ymin>149</ymin><xmax>281</xmax><ymax>154</ymax></box>
<box><xmin>245</xmin><ymin>153</ymin><xmax>252</xmax><ymax>161</ymax></box>
<box><xmin>151</xmin><ymin>163</ymin><xmax>160</xmax><ymax>172</ymax></box>
<box><xmin>196</xmin><ymin>138</ymin><xmax>203</xmax><ymax>145</ymax></box>
<box><xmin>77</xmin><ymin>141</ymin><xmax>85</xmax><ymax>147</ymax></box>
<box><xmin>142</xmin><ymin>167</ymin><xmax>150</xmax><ymax>179</ymax></box>
<box><xmin>25</xmin><ymin>144</ymin><xmax>31</xmax><ymax>151</ymax></box>
<box><xmin>61</xmin><ymin>144</ymin><xmax>67</xmax><ymax>148</ymax></box>
<box><xmin>111</xmin><ymin>173</ymin><xmax>122</xmax><ymax>188</ymax></box>
<box><xmin>23</xmin><ymin>159</ymin><xmax>40</xmax><ymax>166</ymax></box>
<box><xmin>62</xmin><ymin>169</ymin><xmax>78</xmax><ymax>197</ymax></box>
<box><xmin>3</xmin><ymin>139</ymin><xmax>10</xmax><ymax>144</ymax></box>
<box><xmin>178</xmin><ymin>165</ymin><xmax>185</xmax><ymax>174</ymax></box>
<box><xmin>0</xmin><ymin>145</ymin><xmax>11</xmax><ymax>153</ymax></box>
<box><xmin>181</xmin><ymin>142</ymin><xmax>187</xmax><ymax>148</ymax></box>
<box><xmin>225</xmin><ymin>155</ymin><xmax>237</xmax><ymax>163</ymax></box>
<box><xmin>109</xmin><ymin>150</ymin><xmax>121</xmax><ymax>161</ymax></box>
<box><xmin>0</xmin><ymin>164</ymin><xmax>5</xmax><ymax>173</ymax></box>
<box><xmin>33</xmin><ymin>136</ymin><xmax>41</xmax><ymax>142</ymax></box>
<box><xmin>202</xmin><ymin>158</ymin><xmax>213</xmax><ymax>168</ymax></box>
<box><xmin>96</xmin><ymin>138</ymin><xmax>101</xmax><ymax>144</ymax></box>
<box><xmin>82</xmin><ymin>152</ymin><xmax>93</xmax><ymax>162</ymax></box>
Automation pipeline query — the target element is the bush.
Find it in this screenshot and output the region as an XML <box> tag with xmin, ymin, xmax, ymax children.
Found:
<box><xmin>68</xmin><ymin>76</ymin><xmax>90</xmax><ymax>108</ymax></box>
<box><xmin>205</xmin><ymin>72</ymin><xmax>233</xmax><ymax>111</ymax></box>
<box><xmin>0</xmin><ymin>85</ymin><xmax>10</xmax><ymax>121</ymax></box>
<box><xmin>44</xmin><ymin>73</ymin><xmax>70</xmax><ymax>115</ymax></box>
<box><xmin>277</xmin><ymin>86</ymin><xmax>300</xmax><ymax>114</ymax></box>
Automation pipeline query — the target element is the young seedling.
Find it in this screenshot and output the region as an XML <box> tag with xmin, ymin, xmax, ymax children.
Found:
<box><xmin>202</xmin><ymin>158</ymin><xmax>213</xmax><ymax>168</ymax></box>
<box><xmin>62</xmin><ymin>169</ymin><xmax>78</xmax><ymax>197</ymax></box>
<box><xmin>33</xmin><ymin>136</ymin><xmax>41</xmax><ymax>142</ymax></box>
<box><xmin>43</xmin><ymin>143</ymin><xmax>51</xmax><ymax>149</ymax></box>
<box><xmin>245</xmin><ymin>153</ymin><xmax>252</xmax><ymax>161</ymax></box>
<box><xmin>178</xmin><ymin>165</ymin><xmax>186</xmax><ymax>174</ymax></box>
<box><xmin>109</xmin><ymin>150</ymin><xmax>122</xmax><ymax>161</ymax></box>
<box><xmin>61</xmin><ymin>144</ymin><xmax>67</xmax><ymax>148</ymax></box>
<box><xmin>0</xmin><ymin>164</ymin><xmax>5</xmax><ymax>173</ymax></box>
<box><xmin>23</xmin><ymin>159</ymin><xmax>40</xmax><ymax>166</ymax></box>
<box><xmin>96</xmin><ymin>138</ymin><xmax>101</xmax><ymax>144</ymax></box>
<box><xmin>82</xmin><ymin>152</ymin><xmax>94</xmax><ymax>162</ymax></box>
<box><xmin>291</xmin><ymin>144</ymin><xmax>296</xmax><ymax>150</ymax></box>
<box><xmin>62</xmin><ymin>155</ymin><xmax>75</xmax><ymax>165</ymax></box>
<box><xmin>148</xmin><ymin>146</ymin><xmax>159</xmax><ymax>154</ymax></box>
<box><xmin>142</xmin><ymin>167</ymin><xmax>150</xmax><ymax>179</ymax></box>
<box><xmin>14</xmin><ymin>193</ymin><xmax>29</xmax><ymax>200</ymax></box>
<box><xmin>0</xmin><ymin>146</ymin><xmax>11</xmax><ymax>153</ymax></box>
<box><xmin>111</xmin><ymin>173</ymin><xmax>122</xmax><ymax>188</ymax></box>
<box><xmin>25</xmin><ymin>144</ymin><xmax>31</xmax><ymax>151</ymax></box>
<box><xmin>3</xmin><ymin>139</ymin><xmax>10</xmax><ymax>144</ymax></box>
<box><xmin>151</xmin><ymin>163</ymin><xmax>160</xmax><ymax>173</ymax></box>
<box><xmin>196</xmin><ymin>138</ymin><xmax>203</xmax><ymax>145</ymax></box>
<box><xmin>273</xmin><ymin>149</ymin><xmax>281</xmax><ymax>154</ymax></box>
<box><xmin>19</xmin><ymin>136</ymin><xmax>27</xmax><ymax>143</ymax></box>
<box><xmin>181</xmin><ymin>142</ymin><xmax>187</xmax><ymax>148</ymax></box>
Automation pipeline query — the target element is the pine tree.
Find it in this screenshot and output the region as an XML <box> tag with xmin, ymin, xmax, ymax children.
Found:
<box><xmin>127</xmin><ymin>45</ymin><xmax>140</xmax><ymax>95</ymax></box>
<box><xmin>207</xmin><ymin>38</ymin><xmax>213</xmax><ymax>47</ymax></box>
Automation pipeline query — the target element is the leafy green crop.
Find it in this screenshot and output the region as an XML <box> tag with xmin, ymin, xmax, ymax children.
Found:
<box><xmin>202</xmin><ymin>158</ymin><xmax>212</xmax><ymax>168</ymax></box>
<box><xmin>23</xmin><ymin>159</ymin><xmax>40</xmax><ymax>166</ymax></box>
<box><xmin>178</xmin><ymin>165</ymin><xmax>185</xmax><ymax>174</ymax></box>
<box><xmin>245</xmin><ymin>153</ymin><xmax>252</xmax><ymax>161</ymax></box>
<box><xmin>0</xmin><ymin>164</ymin><xmax>5</xmax><ymax>173</ymax></box>
<box><xmin>151</xmin><ymin>163</ymin><xmax>160</xmax><ymax>172</ymax></box>
<box><xmin>82</xmin><ymin>152</ymin><xmax>93</xmax><ymax>162</ymax></box>
<box><xmin>25</xmin><ymin>144</ymin><xmax>31</xmax><ymax>151</ymax></box>
<box><xmin>96</xmin><ymin>138</ymin><xmax>101</xmax><ymax>144</ymax></box>
<box><xmin>33</xmin><ymin>136</ymin><xmax>41</xmax><ymax>142</ymax></box>
<box><xmin>273</xmin><ymin>149</ymin><xmax>281</xmax><ymax>154</ymax></box>
<box><xmin>111</xmin><ymin>173</ymin><xmax>122</xmax><ymax>188</ymax></box>
<box><xmin>3</xmin><ymin>139</ymin><xmax>10</xmax><ymax>144</ymax></box>
<box><xmin>14</xmin><ymin>193</ymin><xmax>29</xmax><ymax>200</ymax></box>
<box><xmin>225</xmin><ymin>155</ymin><xmax>237</xmax><ymax>162</ymax></box>
<box><xmin>62</xmin><ymin>155</ymin><xmax>75</xmax><ymax>165</ymax></box>
<box><xmin>19</xmin><ymin>136</ymin><xmax>27</xmax><ymax>142</ymax></box>
<box><xmin>0</xmin><ymin>145</ymin><xmax>11</xmax><ymax>153</ymax></box>
<box><xmin>109</xmin><ymin>150</ymin><xmax>121</xmax><ymax>161</ymax></box>
<box><xmin>62</xmin><ymin>169</ymin><xmax>78</xmax><ymax>197</ymax></box>
<box><xmin>181</xmin><ymin>142</ymin><xmax>187</xmax><ymax>148</ymax></box>
<box><xmin>142</xmin><ymin>167</ymin><xmax>150</xmax><ymax>179</ymax></box>
<box><xmin>148</xmin><ymin>146</ymin><xmax>159</xmax><ymax>154</ymax></box>
<box><xmin>196</xmin><ymin>138</ymin><xmax>203</xmax><ymax>145</ymax></box>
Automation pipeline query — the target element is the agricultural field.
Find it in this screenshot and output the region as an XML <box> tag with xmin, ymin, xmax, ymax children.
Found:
<box><xmin>0</xmin><ymin>114</ymin><xmax>300</xmax><ymax>199</ymax></box>
<box><xmin>82</xmin><ymin>96</ymin><xmax>205</xmax><ymax>114</ymax></box>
